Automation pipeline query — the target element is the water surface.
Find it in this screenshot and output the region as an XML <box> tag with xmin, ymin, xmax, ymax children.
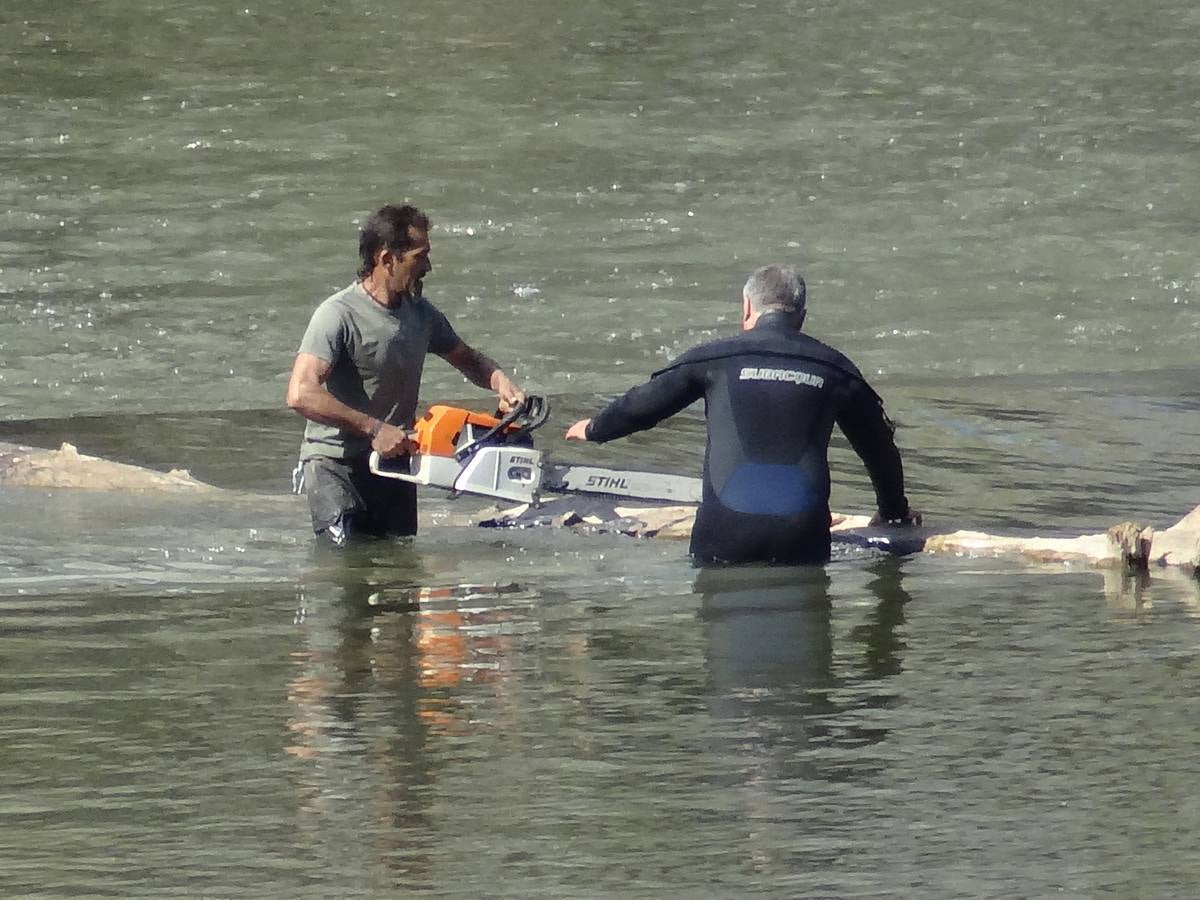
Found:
<box><xmin>2</xmin><ymin>0</ymin><xmax>1199</xmax><ymax>895</ymax></box>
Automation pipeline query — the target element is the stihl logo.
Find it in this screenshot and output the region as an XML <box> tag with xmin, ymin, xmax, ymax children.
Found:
<box><xmin>508</xmin><ymin>454</ymin><xmax>535</xmax><ymax>464</ymax></box>
<box><xmin>585</xmin><ymin>474</ymin><xmax>629</xmax><ymax>490</ymax></box>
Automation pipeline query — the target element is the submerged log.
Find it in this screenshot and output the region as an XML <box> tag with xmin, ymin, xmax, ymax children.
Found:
<box><xmin>477</xmin><ymin>499</ymin><xmax>1200</xmax><ymax>576</ymax></box>
<box><xmin>4</xmin><ymin>437</ymin><xmax>1195</xmax><ymax>576</ymax></box>
<box><xmin>0</xmin><ymin>441</ymin><xmax>219</xmax><ymax>493</ymax></box>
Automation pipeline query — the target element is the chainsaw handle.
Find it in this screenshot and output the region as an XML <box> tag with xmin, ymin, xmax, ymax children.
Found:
<box><xmin>454</xmin><ymin>395</ymin><xmax>549</xmax><ymax>461</ymax></box>
<box><xmin>368</xmin><ymin>450</ymin><xmax>417</xmax><ymax>481</ymax></box>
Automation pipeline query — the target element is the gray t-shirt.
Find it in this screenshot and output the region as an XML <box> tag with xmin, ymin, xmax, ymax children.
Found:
<box><xmin>297</xmin><ymin>281</ymin><xmax>460</xmax><ymax>460</ymax></box>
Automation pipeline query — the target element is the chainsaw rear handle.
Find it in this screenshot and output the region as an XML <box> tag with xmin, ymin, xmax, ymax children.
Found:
<box><xmin>369</xmin><ymin>444</ymin><xmax>541</xmax><ymax>504</ymax></box>
<box><xmin>368</xmin><ymin>450</ymin><xmax>416</xmax><ymax>481</ymax></box>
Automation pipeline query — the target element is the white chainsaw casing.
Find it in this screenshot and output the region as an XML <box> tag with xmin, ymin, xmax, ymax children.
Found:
<box><xmin>369</xmin><ymin>446</ymin><xmax>542</xmax><ymax>504</ymax></box>
<box><xmin>453</xmin><ymin>446</ymin><xmax>541</xmax><ymax>503</ymax></box>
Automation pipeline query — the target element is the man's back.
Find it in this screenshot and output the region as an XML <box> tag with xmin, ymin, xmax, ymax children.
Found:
<box><xmin>586</xmin><ymin>313</ymin><xmax>909</xmax><ymax>564</ymax></box>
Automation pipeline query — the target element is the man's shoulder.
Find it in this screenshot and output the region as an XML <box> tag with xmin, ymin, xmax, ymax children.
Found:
<box><xmin>408</xmin><ymin>294</ymin><xmax>446</xmax><ymax>317</ymax></box>
<box><xmin>663</xmin><ymin>329</ymin><xmax>866</xmax><ymax>381</ymax></box>
<box><xmin>309</xmin><ymin>282</ymin><xmax>365</xmax><ymax>319</ymax></box>
<box><xmin>680</xmin><ymin>328</ymin><xmax>764</xmax><ymax>360</ymax></box>
<box><xmin>789</xmin><ymin>332</ymin><xmax>864</xmax><ymax>377</ymax></box>
<box><xmin>323</xmin><ymin>282</ymin><xmax>367</xmax><ymax>310</ymax></box>
<box><xmin>409</xmin><ymin>295</ymin><xmax>460</xmax><ymax>349</ymax></box>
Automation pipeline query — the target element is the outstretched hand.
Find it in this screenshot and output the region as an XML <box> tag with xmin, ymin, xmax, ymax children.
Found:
<box><xmin>565</xmin><ymin>419</ymin><xmax>592</xmax><ymax>441</ymax></box>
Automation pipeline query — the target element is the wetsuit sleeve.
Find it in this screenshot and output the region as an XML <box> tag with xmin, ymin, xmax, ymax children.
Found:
<box><xmin>586</xmin><ymin>362</ymin><xmax>704</xmax><ymax>443</ymax></box>
<box><xmin>836</xmin><ymin>382</ymin><xmax>910</xmax><ymax>520</ymax></box>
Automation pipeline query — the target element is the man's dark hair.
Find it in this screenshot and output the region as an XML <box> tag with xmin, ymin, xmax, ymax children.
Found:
<box><xmin>357</xmin><ymin>204</ymin><xmax>431</xmax><ymax>278</ymax></box>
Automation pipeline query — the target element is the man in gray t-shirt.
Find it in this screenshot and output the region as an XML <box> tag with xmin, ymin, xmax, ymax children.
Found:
<box><xmin>286</xmin><ymin>204</ymin><xmax>525</xmax><ymax>546</ymax></box>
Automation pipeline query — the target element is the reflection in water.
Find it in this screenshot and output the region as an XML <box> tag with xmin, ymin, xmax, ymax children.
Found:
<box><xmin>1101</xmin><ymin>565</ymin><xmax>1200</xmax><ymax>617</ymax></box>
<box><xmin>285</xmin><ymin>541</ymin><xmax>529</xmax><ymax>878</ymax></box>
<box><xmin>696</xmin><ymin>558</ymin><xmax>912</xmax><ymax>785</ymax></box>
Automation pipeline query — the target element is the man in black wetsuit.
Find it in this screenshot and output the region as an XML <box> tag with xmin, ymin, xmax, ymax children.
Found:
<box><xmin>565</xmin><ymin>265</ymin><xmax>919</xmax><ymax>565</ymax></box>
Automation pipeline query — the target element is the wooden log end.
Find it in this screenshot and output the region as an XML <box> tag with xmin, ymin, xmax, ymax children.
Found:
<box><xmin>1153</xmin><ymin>505</ymin><xmax>1200</xmax><ymax>577</ymax></box>
<box><xmin>1164</xmin><ymin>535</ymin><xmax>1200</xmax><ymax>578</ymax></box>
<box><xmin>1106</xmin><ymin>522</ymin><xmax>1153</xmax><ymax>571</ymax></box>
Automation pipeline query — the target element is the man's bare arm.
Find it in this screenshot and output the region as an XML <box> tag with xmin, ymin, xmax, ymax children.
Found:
<box><xmin>441</xmin><ymin>340</ymin><xmax>525</xmax><ymax>409</ymax></box>
<box><xmin>285</xmin><ymin>352</ymin><xmax>413</xmax><ymax>458</ymax></box>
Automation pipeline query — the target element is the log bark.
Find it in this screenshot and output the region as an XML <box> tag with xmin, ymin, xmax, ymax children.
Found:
<box><xmin>0</xmin><ymin>442</ymin><xmax>218</xmax><ymax>493</ymax></box>
<box><xmin>478</xmin><ymin>499</ymin><xmax>1200</xmax><ymax>576</ymax></box>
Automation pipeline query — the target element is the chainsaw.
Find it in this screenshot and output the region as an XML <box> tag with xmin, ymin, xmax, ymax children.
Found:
<box><xmin>368</xmin><ymin>396</ymin><xmax>701</xmax><ymax>506</ymax></box>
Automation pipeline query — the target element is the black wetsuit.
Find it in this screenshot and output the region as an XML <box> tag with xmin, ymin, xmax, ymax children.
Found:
<box><xmin>586</xmin><ymin>313</ymin><xmax>911</xmax><ymax>564</ymax></box>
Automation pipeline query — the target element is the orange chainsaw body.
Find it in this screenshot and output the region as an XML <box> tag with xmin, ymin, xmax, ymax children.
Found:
<box><xmin>412</xmin><ymin>405</ymin><xmax>515</xmax><ymax>457</ymax></box>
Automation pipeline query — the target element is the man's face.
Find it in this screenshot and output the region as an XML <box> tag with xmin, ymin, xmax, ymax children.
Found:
<box><xmin>383</xmin><ymin>228</ymin><xmax>432</xmax><ymax>298</ymax></box>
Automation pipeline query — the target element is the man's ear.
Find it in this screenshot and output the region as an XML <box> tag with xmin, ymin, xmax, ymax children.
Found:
<box><xmin>741</xmin><ymin>292</ymin><xmax>753</xmax><ymax>329</ymax></box>
<box><xmin>375</xmin><ymin>247</ymin><xmax>393</xmax><ymax>270</ymax></box>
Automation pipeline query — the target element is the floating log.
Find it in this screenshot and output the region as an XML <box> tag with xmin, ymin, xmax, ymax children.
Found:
<box><xmin>0</xmin><ymin>441</ymin><xmax>219</xmax><ymax>494</ymax></box>
<box><xmin>477</xmin><ymin>499</ymin><xmax>1200</xmax><ymax>576</ymax></box>
<box><xmin>4</xmin><ymin>438</ymin><xmax>1195</xmax><ymax>576</ymax></box>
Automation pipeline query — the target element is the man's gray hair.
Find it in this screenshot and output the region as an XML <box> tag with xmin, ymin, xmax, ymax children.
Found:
<box><xmin>743</xmin><ymin>265</ymin><xmax>806</xmax><ymax>314</ymax></box>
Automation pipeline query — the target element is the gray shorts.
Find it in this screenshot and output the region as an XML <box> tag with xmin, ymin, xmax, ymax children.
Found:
<box><xmin>302</xmin><ymin>455</ymin><xmax>417</xmax><ymax>542</ymax></box>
